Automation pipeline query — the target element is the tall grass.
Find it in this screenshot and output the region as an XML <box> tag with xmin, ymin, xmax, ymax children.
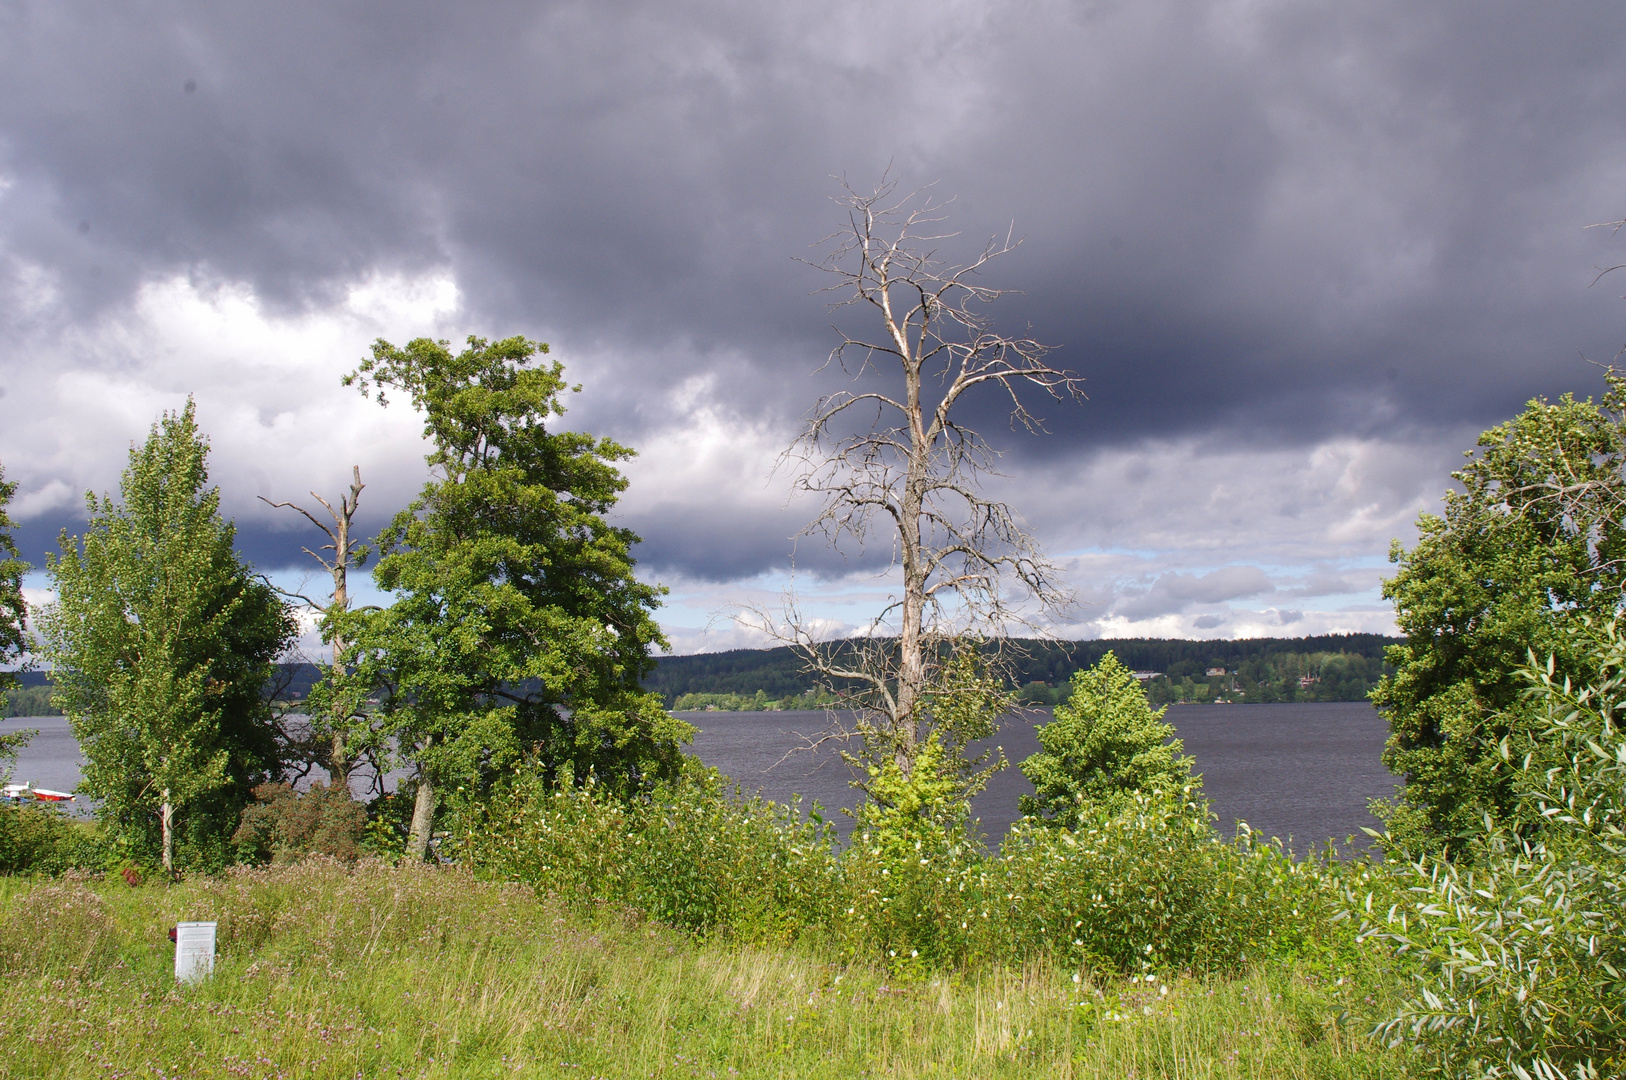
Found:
<box><xmin>0</xmin><ymin>860</ymin><xmax>1402</xmax><ymax>1079</ymax></box>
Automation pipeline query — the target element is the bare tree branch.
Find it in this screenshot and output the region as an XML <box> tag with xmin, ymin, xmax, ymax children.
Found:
<box><xmin>756</xmin><ymin>177</ymin><xmax>1085</xmax><ymax>791</ymax></box>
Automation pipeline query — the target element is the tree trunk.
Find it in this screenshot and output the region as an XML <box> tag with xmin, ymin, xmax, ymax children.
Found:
<box><xmin>405</xmin><ymin>774</ymin><xmax>437</xmax><ymax>862</ymax></box>
<box><xmin>328</xmin><ymin>732</ymin><xmax>351</xmax><ymax>791</ymax></box>
<box><xmin>160</xmin><ymin>789</ymin><xmax>174</xmax><ymax>873</ymax></box>
<box><xmin>327</xmin><ymin>488</ymin><xmax>353</xmax><ymax>787</ymax></box>
<box><xmin>893</xmin><ymin>350</ymin><xmax>927</xmax><ymax>777</ymax></box>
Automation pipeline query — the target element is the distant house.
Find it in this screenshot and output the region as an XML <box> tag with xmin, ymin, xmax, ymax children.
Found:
<box><xmin>1298</xmin><ymin>674</ymin><xmax>1320</xmax><ymax>688</ymax></box>
<box><xmin>1205</xmin><ymin>667</ymin><xmax>1227</xmax><ymax>677</ymax></box>
<box><xmin>1131</xmin><ymin>670</ymin><xmax>1161</xmax><ymax>682</ymax></box>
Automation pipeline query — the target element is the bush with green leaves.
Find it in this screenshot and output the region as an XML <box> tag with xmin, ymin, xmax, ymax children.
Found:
<box><xmin>1020</xmin><ymin>651</ymin><xmax>1198</xmax><ymax>825</ymax></box>
<box><xmin>448</xmin><ymin>765</ymin><xmax>844</xmax><ymax>942</ymax></box>
<box><xmin>838</xmin><ymin>730</ymin><xmax>990</xmax><ymax>968</ymax></box>
<box><xmin>985</xmin><ymin>787</ymin><xmax>1344</xmax><ymax>974</ymax></box>
<box><xmin>0</xmin><ymin>803</ymin><xmax>112</xmax><ymax>875</ymax></box>
<box><xmin>1362</xmin><ymin>619</ymin><xmax>1626</xmax><ymax>1079</ymax></box>
<box><xmin>452</xmin><ymin>754</ymin><xmax>1354</xmax><ymax>979</ymax></box>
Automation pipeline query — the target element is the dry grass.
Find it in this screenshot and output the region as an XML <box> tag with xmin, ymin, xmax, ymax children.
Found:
<box><xmin>0</xmin><ymin>861</ymin><xmax>1403</xmax><ymax>1079</ymax></box>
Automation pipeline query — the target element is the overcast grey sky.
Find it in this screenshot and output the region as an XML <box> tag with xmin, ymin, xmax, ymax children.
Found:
<box><xmin>2</xmin><ymin>0</ymin><xmax>1624</xmax><ymax>651</ymax></box>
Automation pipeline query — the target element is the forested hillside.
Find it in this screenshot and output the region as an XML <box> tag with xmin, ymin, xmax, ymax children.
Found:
<box><xmin>1</xmin><ymin>671</ymin><xmax>57</xmax><ymax>717</ymax></box>
<box><xmin>649</xmin><ymin>635</ymin><xmax>1397</xmax><ymax>709</ymax></box>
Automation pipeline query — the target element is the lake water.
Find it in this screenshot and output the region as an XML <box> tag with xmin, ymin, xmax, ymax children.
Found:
<box><xmin>684</xmin><ymin>701</ymin><xmax>1396</xmax><ymax>853</ymax></box>
<box><xmin>4</xmin><ymin>702</ymin><xmax>1397</xmax><ymax>852</ymax></box>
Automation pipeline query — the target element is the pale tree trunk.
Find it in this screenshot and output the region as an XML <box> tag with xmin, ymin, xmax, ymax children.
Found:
<box><xmin>326</xmin><ymin>491</ymin><xmax>353</xmax><ymax>787</ymax></box>
<box><xmin>893</xmin><ymin>357</ymin><xmax>928</xmax><ymax>775</ymax></box>
<box><xmin>405</xmin><ymin>774</ymin><xmax>436</xmax><ymax>862</ymax></box>
<box><xmin>261</xmin><ymin>467</ymin><xmax>365</xmax><ymax>790</ymax></box>
<box><xmin>160</xmin><ymin>788</ymin><xmax>174</xmax><ymax>873</ymax></box>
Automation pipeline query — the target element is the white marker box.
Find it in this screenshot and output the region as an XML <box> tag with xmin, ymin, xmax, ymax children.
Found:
<box><xmin>174</xmin><ymin>921</ymin><xmax>216</xmax><ymax>983</ymax></box>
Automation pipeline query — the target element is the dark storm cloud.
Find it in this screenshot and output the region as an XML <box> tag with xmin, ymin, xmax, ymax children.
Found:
<box><xmin>3</xmin><ymin>0</ymin><xmax>1626</xmax><ymax>581</ymax></box>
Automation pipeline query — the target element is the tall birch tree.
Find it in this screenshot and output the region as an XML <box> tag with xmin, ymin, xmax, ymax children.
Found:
<box><xmin>41</xmin><ymin>401</ymin><xmax>295</xmax><ymax>871</ymax></box>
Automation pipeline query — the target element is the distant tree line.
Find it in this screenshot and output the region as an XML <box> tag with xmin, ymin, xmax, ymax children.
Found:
<box><xmin>649</xmin><ymin>634</ymin><xmax>1397</xmax><ymax>709</ymax></box>
<box><xmin>1</xmin><ymin>683</ymin><xmax>59</xmax><ymax>718</ymax></box>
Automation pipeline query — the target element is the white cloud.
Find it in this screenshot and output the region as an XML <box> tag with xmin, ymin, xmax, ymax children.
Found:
<box><xmin>1</xmin><ymin>268</ymin><xmax>462</xmax><ymax>538</ymax></box>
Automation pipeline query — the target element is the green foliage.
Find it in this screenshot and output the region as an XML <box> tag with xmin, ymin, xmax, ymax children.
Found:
<box><xmin>1019</xmin><ymin>651</ymin><xmax>1197</xmax><ymax>825</ymax></box>
<box><xmin>0</xmin><ymin>803</ymin><xmax>113</xmax><ymax>875</ymax></box>
<box><xmin>0</xmin><ymin>464</ymin><xmax>24</xmax><ymax>654</ymax></box>
<box><xmin>0</xmin><ymin>728</ymin><xmax>33</xmax><ymax>782</ymax></box>
<box><xmin>0</xmin><ymin>462</ymin><xmax>30</xmax><ymax>745</ymax></box>
<box><xmin>455</xmin><ymin>762</ymin><xmax>1357</xmax><ymax>980</ymax></box>
<box><xmin>1</xmin><ymin>683</ymin><xmax>60</xmax><ymax>718</ymax></box>
<box><xmin>39</xmin><ymin>400</ymin><xmax>296</xmax><ymax>870</ymax></box>
<box><xmin>1373</xmin><ymin>381</ymin><xmax>1626</xmax><ymax>856</ymax></box>
<box><xmin>232</xmin><ymin>782</ymin><xmax>367</xmax><ymax>864</ymax></box>
<box><xmin>1362</xmin><ymin>620</ymin><xmax>1626</xmax><ymax>1079</ymax></box>
<box><xmin>989</xmin><ymin>790</ymin><xmax>1345</xmax><ymax>974</ymax></box>
<box><xmin>345</xmin><ymin>336</ymin><xmax>687</xmax><ymax>829</ymax></box>
<box><xmin>448</xmin><ymin>766</ymin><xmax>844</xmax><ymax>942</ymax></box>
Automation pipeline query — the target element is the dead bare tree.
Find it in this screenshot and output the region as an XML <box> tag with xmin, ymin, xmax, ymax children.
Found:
<box><xmin>762</xmin><ymin>178</ymin><xmax>1086</xmax><ymax>791</ymax></box>
<box><xmin>260</xmin><ymin>466</ymin><xmax>372</xmax><ymax>788</ymax></box>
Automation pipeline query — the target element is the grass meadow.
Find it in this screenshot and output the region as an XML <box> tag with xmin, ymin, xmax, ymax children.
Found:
<box><xmin>0</xmin><ymin>860</ymin><xmax>1405</xmax><ymax>1080</ymax></box>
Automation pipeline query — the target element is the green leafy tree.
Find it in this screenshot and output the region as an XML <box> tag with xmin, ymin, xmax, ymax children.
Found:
<box><xmin>344</xmin><ymin>335</ymin><xmax>689</xmax><ymax>860</ymax></box>
<box><xmin>40</xmin><ymin>401</ymin><xmax>296</xmax><ymax>871</ymax></box>
<box><xmin>1367</xmin><ymin>618</ymin><xmax>1626</xmax><ymax>1078</ymax></box>
<box><xmin>0</xmin><ymin>463</ymin><xmax>32</xmax><ymax>773</ymax></box>
<box><xmin>1019</xmin><ymin>651</ymin><xmax>1197</xmax><ymax>825</ymax></box>
<box><xmin>1373</xmin><ymin>381</ymin><xmax>1626</xmax><ymax>856</ymax></box>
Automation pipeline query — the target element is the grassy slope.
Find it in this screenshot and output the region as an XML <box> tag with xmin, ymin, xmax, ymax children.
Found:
<box><xmin>0</xmin><ymin>861</ymin><xmax>1403</xmax><ymax>1079</ymax></box>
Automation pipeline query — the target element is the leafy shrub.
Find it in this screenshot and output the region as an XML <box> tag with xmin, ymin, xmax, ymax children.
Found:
<box><xmin>988</xmin><ymin>788</ymin><xmax>1336</xmax><ymax>974</ymax></box>
<box><xmin>232</xmin><ymin>782</ymin><xmax>367</xmax><ymax>863</ymax></box>
<box><xmin>0</xmin><ymin>802</ymin><xmax>111</xmax><ymax>875</ymax></box>
<box><xmin>455</xmin><ymin>759</ymin><xmax>1353</xmax><ymax>978</ymax></box>
<box><xmin>836</xmin><ymin>729</ymin><xmax>993</xmax><ymax>968</ymax></box>
<box><xmin>1362</xmin><ymin>621</ymin><xmax>1626</xmax><ymax>1079</ymax></box>
<box><xmin>449</xmin><ymin>766</ymin><xmax>844</xmax><ymax>942</ymax></box>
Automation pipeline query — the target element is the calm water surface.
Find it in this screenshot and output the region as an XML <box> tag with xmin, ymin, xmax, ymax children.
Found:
<box><xmin>682</xmin><ymin>702</ymin><xmax>1396</xmax><ymax>852</ymax></box>
<box><xmin>4</xmin><ymin>702</ymin><xmax>1397</xmax><ymax>850</ymax></box>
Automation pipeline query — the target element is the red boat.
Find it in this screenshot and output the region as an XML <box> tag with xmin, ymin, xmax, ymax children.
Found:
<box><xmin>1</xmin><ymin>783</ymin><xmax>74</xmax><ymax>803</ymax></box>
